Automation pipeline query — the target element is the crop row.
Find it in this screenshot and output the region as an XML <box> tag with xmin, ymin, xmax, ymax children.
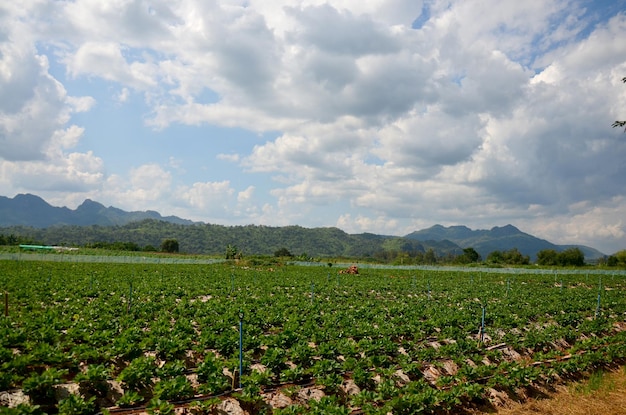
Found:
<box><xmin>1</xmin><ymin>260</ymin><xmax>625</xmax><ymax>414</ymax></box>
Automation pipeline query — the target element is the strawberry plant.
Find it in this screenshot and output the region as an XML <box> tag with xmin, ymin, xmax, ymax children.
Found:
<box><xmin>0</xmin><ymin>403</ymin><xmax>45</xmax><ymax>415</ymax></box>
<box><xmin>153</xmin><ymin>376</ymin><xmax>195</xmax><ymax>400</ymax></box>
<box><xmin>116</xmin><ymin>390</ymin><xmax>144</xmax><ymax>408</ymax></box>
<box><xmin>22</xmin><ymin>368</ymin><xmax>67</xmax><ymax>404</ymax></box>
<box><xmin>57</xmin><ymin>394</ymin><xmax>96</xmax><ymax>415</ymax></box>
<box><xmin>196</xmin><ymin>353</ymin><xmax>230</xmax><ymax>394</ymax></box>
<box><xmin>117</xmin><ymin>356</ymin><xmax>157</xmax><ymax>393</ymax></box>
<box><xmin>74</xmin><ymin>363</ymin><xmax>110</xmax><ymax>396</ymax></box>
<box><xmin>147</xmin><ymin>398</ymin><xmax>175</xmax><ymax>415</ymax></box>
<box><xmin>156</xmin><ymin>360</ymin><xmax>186</xmax><ymax>379</ymax></box>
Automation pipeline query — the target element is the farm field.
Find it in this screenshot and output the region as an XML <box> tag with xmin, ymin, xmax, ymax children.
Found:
<box><xmin>1</xmin><ymin>259</ymin><xmax>626</xmax><ymax>414</ymax></box>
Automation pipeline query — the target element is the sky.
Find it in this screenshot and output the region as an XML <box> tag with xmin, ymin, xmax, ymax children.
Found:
<box><xmin>1</xmin><ymin>0</ymin><xmax>626</xmax><ymax>254</ymax></box>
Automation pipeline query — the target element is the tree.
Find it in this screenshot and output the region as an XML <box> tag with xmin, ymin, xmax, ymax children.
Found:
<box><xmin>225</xmin><ymin>244</ymin><xmax>241</xmax><ymax>260</ymax></box>
<box><xmin>160</xmin><ymin>239</ymin><xmax>179</xmax><ymax>253</ymax></box>
<box><xmin>424</xmin><ymin>248</ymin><xmax>437</xmax><ymax>264</ymax></box>
<box><xmin>613</xmin><ymin>77</ymin><xmax>626</xmax><ymax>131</ymax></box>
<box><xmin>487</xmin><ymin>248</ymin><xmax>529</xmax><ymax>265</ymax></box>
<box><xmin>537</xmin><ymin>249</ymin><xmax>559</xmax><ymax>266</ymax></box>
<box><xmin>607</xmin><ymin>250</ymin><xmax>626</xmax><ymax>267</ymax></box>
<box><xmin>537</xmin><ymin>247</ymin><xmax>584</xmax><ymax>266</ymax></box>
<box><xmin>456</xmin><ymin>247</ymin><xmax>481</xmax><ymax>264</ymax></box>
<box><xmin>274</xmin><ymin>247</ymin><xmax>293</xmax><ymax>257</ymax></box>
<box><xmin>503</xmin><ymin>248</ymin><xmax>530</xmax><ymax>265</ymax></box>
<box><xmin>486</xmin><ymin>250</ymin><xmax>504</xmax><ymax>264</ymax></box>
<box><xmin>557</xmin><ymin>247</ymin><xmax>585</xmax><ymax>266</ymax></box>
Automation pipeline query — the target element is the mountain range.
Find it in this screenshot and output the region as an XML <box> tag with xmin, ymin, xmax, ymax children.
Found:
<box><xmin>0</xmin><ymin>193</ymin><xmax>193</xmax><ymax>227</ymax></box>
<box><xmin>0</xmin><ymin>194</ymin><xmax>606</xmax><ymax>260</ymax></box>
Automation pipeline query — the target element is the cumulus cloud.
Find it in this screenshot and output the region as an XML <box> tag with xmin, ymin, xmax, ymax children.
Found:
<box><xmin>0</xmin><ymin>50</ymin><xmax>68</xmax><ymax>161</ymax></box>
<box><xmin>0</xmin><ymin>150</ymin><xmax>105</xmax><ymax>195</ymax></box>
<box><xmin>1</xmin><ymin>0</ymin><xmax>626</xmax><ymax>253</ymax></box>
<box><xmin>0</xmin><ymin>1</ymin><xmax>103</xmax><ymax>202</ymax></box>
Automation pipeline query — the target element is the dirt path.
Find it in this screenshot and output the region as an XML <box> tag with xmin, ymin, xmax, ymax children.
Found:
<box><xmin>483</xmin><ymin>368</ymin><xmax>626</xmax><ymax>415</ymax></box>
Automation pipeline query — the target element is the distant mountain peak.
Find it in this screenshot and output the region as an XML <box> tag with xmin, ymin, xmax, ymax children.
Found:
<box><xmin>13</xmin><ymin>193</ymin><xmax>48</xmax><ymax>205</ymax></box>
<box><xmin>404</xmin><ymin>223</ymin><xmax>604</xmax><ymax>261</ymax></box>
<box><xmin>489</xmin><ymin>224</ymin><xmax>522</xmax><ymax>236</ymax></box>
<box><xmin>77</xmin><ymin>199</ymin><xmax>106</xmax><ymax>210</ymax></box>
<box><xmin>0</xmin><ymin>194</ymin><xmax>193</xmax><ymax>228</ymax></box>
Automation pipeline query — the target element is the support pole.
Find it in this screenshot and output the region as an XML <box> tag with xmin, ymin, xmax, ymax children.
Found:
<box><xmin>238</xmin><ymin>310</ymin><xmax>244</xmax><ymax>389</ymax></box>
<box><xmin>127</xmin><ymin>281</ymin><xmax>133</xmax><ymax>314</ymax></box>
<box><xmin>480</xmin><ymin>306</ymin><xmax>486</xmax><ymax>343</ymax></box>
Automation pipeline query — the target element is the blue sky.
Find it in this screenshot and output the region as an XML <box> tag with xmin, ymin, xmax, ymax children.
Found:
<box><xmin>1</xmin><ymin>0</ymin><xmax>626</xmax><ymax>254</ymax></box>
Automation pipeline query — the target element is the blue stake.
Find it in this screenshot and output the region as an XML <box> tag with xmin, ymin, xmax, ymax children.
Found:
<box><xmin>595</xmin><ymin>280</ymin><xmax>602</xmax><ymax>319</ymax></box>
<box><xmin>128</xmin><ymin>281</ymin><xmax>133</xmax><ymax>313</ymax></box>
<box><xmin>238</xmin><ymin>310</ymin><xmax>243</xmax><ymax>389</ymax></box>
<box><xmin>480</xmin><ymin>306</ymin><xmax>486</xmax><ymax>343</ymax></box>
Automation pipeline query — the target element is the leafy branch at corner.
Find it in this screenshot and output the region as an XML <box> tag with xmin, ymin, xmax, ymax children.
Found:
<box><xmin>612</xmin><ymin>77</ymin><xmax>626</xmax><ymax>131</ymax></box>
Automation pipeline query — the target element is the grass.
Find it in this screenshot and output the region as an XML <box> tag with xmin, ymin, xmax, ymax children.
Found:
<box><xmin>488</xmin><ymin>367</ymin><xmax>626</xmax><ymax>415</ymax></box>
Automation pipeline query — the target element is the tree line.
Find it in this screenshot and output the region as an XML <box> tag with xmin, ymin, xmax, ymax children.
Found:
<box><xmin>0</xmin><ymin>223</ymin><xmax>623</xmax><ymax>268</ymax></box>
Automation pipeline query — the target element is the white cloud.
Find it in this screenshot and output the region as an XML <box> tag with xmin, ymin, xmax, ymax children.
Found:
<box><xmin>237</xmin><ymin>186</ymin><xmax>255</xmax><ymax>203</ymax></box>
<box><xmin>0</xmin><ymin>52</ymin><xmax>68</xmax><ymax>161</ymax></box>
<box><xmin>67</xmin><ymin>42</ymin><xmax>158</xmax><ymax>90</ymax></box>
<box><xmin>178</xmin><ymin>180</ymin><xmax>234</xmax><ymax>212</ymax></box>
<box><xmin>337</xmin><ymin>213</ymin><xmax>399</xmax><ymax>235</ymax></box>
<box><xmin>1</xmin><ymin>0</ymin><xmax>626</xmax><ymax>254</ymax></box>
<box><xmin>0</xmin><ymin>151</ymin><xmax>105</xmax><ymax>194</ymax></box>
<box><xmin>217</xmin><ymin>153</ymin><xmax>240</xmax><ymax>163</ymax></box>
<box><xmin>117</xmin><ymin>87</ymin><xmax>130</xmax><ymax>103</ymax></box>
<box><xmin>101</xmin><ymin>164</ymin><xmax>172</xmax><ymax>211</ymax></box>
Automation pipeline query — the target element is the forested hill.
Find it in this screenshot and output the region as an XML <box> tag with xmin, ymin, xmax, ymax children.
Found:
<box><xmin>405</xmin><ymin>224</ymin><xmax>605</xmax><ymax>261</ymax></box>
<box><xmin>0</xmin><ymin>194</ymin><xmax>606</xmax><ymax>260</ymax></box>
<box><xmin>0</xmin><ymin>220</ymin><xmax>461</xmax><ymax>258</ymax></box>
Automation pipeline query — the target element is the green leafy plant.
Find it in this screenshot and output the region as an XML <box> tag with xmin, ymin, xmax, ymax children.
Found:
<box><xmin>318</xmin><ymin>373</ymin><xmax>343</xmax><ymax>395</ymax></box>
<box><xmin>117</xmin><ymin>356</ymin><xmax>157</xmax><ymax>392</ymax></box>
<box><xmin>308</xmin><ymin>396</ymin><xmax>350</xmax><ymax>415</ymax></box>
<box><xmin>156</xmin><ymin>360</ymin><xmax>187</xmax><ymax>379</ymax></box>
<box><xmin>153</xmin><ymin>376</ymin><xmax>195</xmax><ymax>401</ymax></box>
<box><xmin>197</xmin><ymin>353</ymin><xmax>230</xmax><ymax>394</ymax></box>
<box><xmin>147</xmin><ymin>398</ymin><xmax>175</xmax><ymax>415</ymax></box>
<box><xmin>74</xmin><ymin>364</ymin><xmax>110</xmax><ymax>396</ymax></box>
<box><xmin>0</xmin><ymin>403</ymin><xmax>45</xmax><ymax>415</ymax></box>
<box><xmin>188</xmin><ymin>398</ymin><xmax>221</xmax><ymax>414</ymax></box>
<box><xmin>22</xmin><ymin>368</ymin><xmax>67</xmax><ymax>404</ymax></box>
<box><xmin>260</xmin><ymin>347</ymin><xmax>287</xmax><ymax>376</ymax></box>
<box><xmin>116</xmin><ymin>390</ymin><xmax>145</xmax><ymax>408</ymax></box>
<box><xmin>57</xmin><ymin>394</ymin><xmax>96</xmax><ymax>415</ymax></box>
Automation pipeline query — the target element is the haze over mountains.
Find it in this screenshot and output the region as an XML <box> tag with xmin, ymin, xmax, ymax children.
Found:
<box><xmin>0</xmin><ymin>194</ymin><xmax>606</xmax><ymax>260</ymax></box>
